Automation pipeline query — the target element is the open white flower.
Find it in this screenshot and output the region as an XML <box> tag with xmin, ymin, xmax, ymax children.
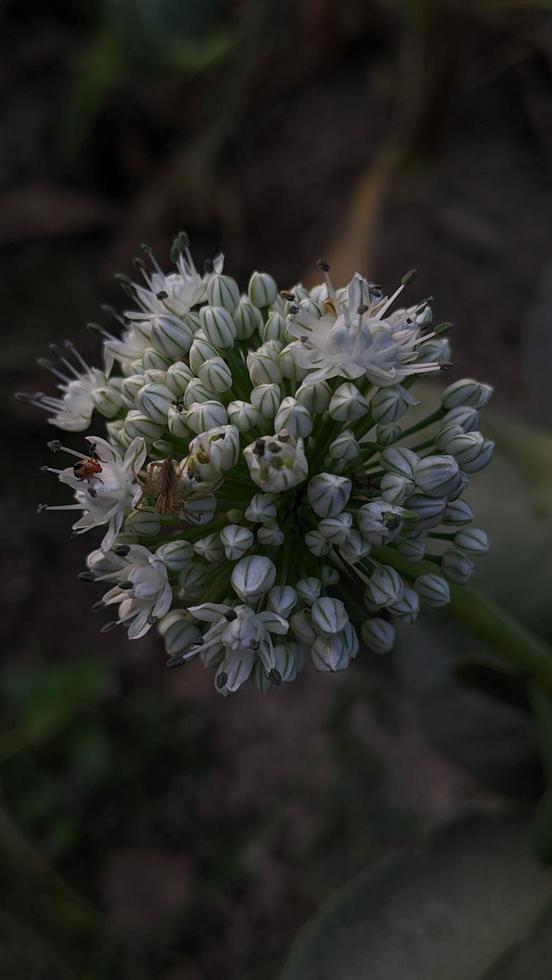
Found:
<box><xmin>16</xmin><ymin>342</ymin><xmax>107</xmax><ymax>431</ymax></box>
<box><xmin>101</xmin><ymin>545</ymin><xmax>173</xmax><ymax>639</ymax></box>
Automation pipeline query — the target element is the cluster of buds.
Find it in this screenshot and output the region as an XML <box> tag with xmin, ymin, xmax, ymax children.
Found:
<box><xmin>18</xmin><ymin>235</ymin><xmax>494</xmax><ymax>694</ymax></box>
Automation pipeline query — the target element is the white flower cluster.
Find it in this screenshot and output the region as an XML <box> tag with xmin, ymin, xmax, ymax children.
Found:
<box><xmin>19</xmin><ymin>236</ymin><xmax>494</xmax><ymax>694</ymax></box>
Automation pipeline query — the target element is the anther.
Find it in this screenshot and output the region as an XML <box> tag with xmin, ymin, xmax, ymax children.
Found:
<box><xmin>357</xmin><ymin>304</ymin><xmax>368</xmax><ymax>315</ymax></box>
<box><xmin>249</xmin><ymin>639</ymin><xmax>260</xmax><ymax>650</ymax></box>
<box><xmin>401</xmin><ymin>269</ymin><xmax>417</xmax><ymax>286</ymax></box>
<box><xmin>133</xmin><ymin>257</ymin><xmax>146</xmax><ymax>272</ymax></box>
<box><xmin>78</xmin><ymin>571</ymin><xmax>95</xmax><ymax>582</ymax></box>
<box><xmin>118</xmin><ymin>580</ymin><xmax>133</xmax><ymax>590</ymax></box>
<box><xmin>317</xmin><ymin>259</ymin><xmax>330</xmax><ymax>272</ymax></box>
<box><xmin>147</xmin><ymin>614</ymin><xmax>158</xmax><ymax>625</ymax></box>
<box><xmin>440</xmin><ymin>362</ymin><xmax>453</xmax><ymax>372</ymax></box>
<box><xmin>216</xmin><ymin>672</ymin><xmax>228</xmax><ymax>689</ymax></box>
<box><xmin>289</xmin><ymin>305</ymin><xmax>299</xmax><ymax>315</ymax></box>
<box><xmin>36</xmin><ymin>503</ymin><xmax>49</xmax><ymax>514</ymax></box>
<box><xmin>204</xmin><ymin>258</ymin><xmax>214</xmax><ymax>274</ymax></box>
<box><xmin>47</xmin><ymin>440</ymin><xmax>62</xmax><ymax>452</ymax></box>
<box><xmin>114</xmin><ymin>545</ymin><xmax>130</xmax><ymax>556</ymax></box>
<box><xmin>156</xmin><ymin>290</ymin><xmax>168</xmax><ymax>301</ymax></box>
<box><xmin>225</xmin><ymin>610</ymin><xmax>238</xmax><ymax>622</ymax></box>
<box><xmin>269</xmin><ymin>668</ymin><xmax>282</xmax><ymax>686</ymax></box>
<box><xmin>100</xmin><ymin>621</ymin><xmax>119</xmax><ymax>634</ymax></box>
<box><xmin>91</xmin><ymin>600</ymin><xmax>105</xmax><ymax>612</ymax></box>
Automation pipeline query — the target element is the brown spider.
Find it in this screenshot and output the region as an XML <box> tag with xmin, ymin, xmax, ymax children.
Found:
<box><xmin>137</xmin><ymin>458</ymin><xmax>219</xmax><ymax>521</ymax></box>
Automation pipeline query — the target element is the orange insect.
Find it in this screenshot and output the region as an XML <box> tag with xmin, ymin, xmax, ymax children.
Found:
<box><xmin>73</xmin><ymin>444</ymin><xmax>103</xmax><ymax>481</ymax></box>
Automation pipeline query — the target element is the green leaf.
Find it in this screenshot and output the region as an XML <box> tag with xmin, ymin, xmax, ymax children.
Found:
<box><xmin>281</xmin><ymin>817</ymin><xmax>552</xmax><ymax>980</ymax></box>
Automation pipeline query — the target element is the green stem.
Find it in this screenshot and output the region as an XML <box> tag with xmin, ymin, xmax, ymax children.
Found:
<box><xmin>373</xmin><ymin>545</ymin><xmax>552</xmax><ymax>695</ymax></box>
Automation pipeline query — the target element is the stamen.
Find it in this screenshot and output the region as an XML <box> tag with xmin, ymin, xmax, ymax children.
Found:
<box><xmin>87</xmin><ymin>322</ymin><xmax>117</xmax><ymax>341</ymax></box>
<box><xmin>36</xmin><ymin>358</ymin><xmax>71</xmax><ymax>383</ymax></box>
<box><xmin>100</xmin><ymin>621</ymin><xmax>120</xmax><ymax>634</ymax></box>
<box><xmin>317</xmin><ymin>258</ymin><xmax>342</xmax><ymax>319</ymax></box>
<box><xmin>63</xmin><ymin>340</ymin><xmax>90</xmax><ymax>373</ymax></box>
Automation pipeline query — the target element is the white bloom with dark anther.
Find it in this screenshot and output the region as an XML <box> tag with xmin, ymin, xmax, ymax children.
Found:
<box><xmin>46</xmin><ymin>436</ymin><xmax>146</xmax><ymax>551</ymax></box>
<box><xmin>414</xmin><ymin>573</ymin><xmax>451</xmax><ymax>607</ymax></box>
<box><xmin>329</xmin><ymin>382</ymin><xmax>370</xmax><ymax>422</ymax></box>
<box><xmin>231</xmin><ymin>555</ymin><xmax>276</xmax><ymax>602</ymax></box>
<box><xmin>274</xmin><ymin>397</ymin><xmax>313</xmax><ymax>439</ymax></box>
<box><xmin>199</xmin><ymin>305</ymin><xmax>236</xmax><ymax>348</ymax></box>
<box><xmin>441</xmin><ymin>378</ymin><xmax>493</xmax><ymax>410</ymax></box>
<box><xmin>244</xmin><ymin>493</ymin><xmax>277</xmax><ymax>524</ymax></box>
<box><xmin>233</xmin><ymin>297</ymin><xmax>263</xmax><ymax>340</ymax></box>
<box><xmin>253</xmin><ymin>642</ymin><xmax>304</xmax><ymax>690</ymax></box>
<box><xmin>296</xmin><ymin>577</ymin><xmax>322</xmax><ymax>604</ymax></box>
<box><xmin>244</xmin><ymin>432</ymin><xmax>308</xmax><ymax>493</ymax></box>
<box><xmin>413</xmin><ymin>454</ymin><xmax>461</xmax><ymax>498</ymax></box>
<box><xmin>251</xmin><ymin>384</ymin><xmax>281</xmax><ymax>419</ymax></box>
<box><xmin>365</xmin><ymin>565</ymin><xmax>404</xmax><ymax>607</ymax></box>
<box><xmin>307</xmin><ymin>473</ymin><xmax>351</xmax><ymax>518</ymax></box>
<box><xmin>101</xmin><ymin>545</ymin><xmax>174</xmax><ymax>639</ymax></box>
<box><xmin>441</xmin><ymin>548</ymin><xmax>475</xmax><ymax>584</ymax></box>
<box><xmin>371</xmin><ymin>385</ymin><xmax>418</xmax><ymax>424</ymax></box>
<box><xmin>220</xmin><ymin>525</ymin><xmax>254</xmax><ymax>561</ymax></box>
<box><xmin>248</xmin><ymin>271</ymin><xmax>278</xmax><ymax>308</ymax></box>
<box><xmin>454</xmin><ymin>527</ymin><xmax>489</xmax><ymax>555</ymax></box>
<box><xmin>361</xmin><ymin>618</ymin><xmax>395</xmax><ymax>654</ymax></box>
<box><xmin>17</xmin><ymin>342</ymin><xmax>109</xmax><ymax>431</ymax></box>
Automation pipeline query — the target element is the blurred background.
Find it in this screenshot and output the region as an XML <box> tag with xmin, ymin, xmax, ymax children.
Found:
<box><xmin>3</xmin><ymin>1</ymin><xmax>552</xmax><ymax>978</ymax></box>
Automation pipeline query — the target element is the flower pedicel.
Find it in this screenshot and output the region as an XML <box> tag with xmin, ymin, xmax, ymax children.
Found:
<box><xmin>17</xmin><ymin>235</ymin><xmax>493</xmax><ymax>694</ymax></box>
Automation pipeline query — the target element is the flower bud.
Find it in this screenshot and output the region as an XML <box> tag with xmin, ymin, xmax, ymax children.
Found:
<box><xmin>151</xmin><ymin>314</ymin><xmax>194</xmax><ymax>358</ymax></box>
<box><xmin>318</xmin><ymin>512</ymin><xmax>353</xmax><ymax>546</ymax></box>
<box><xmin>442</xmin><ymin>430</ymin><xmax>494</xmax><ymax>473</ymax></box>
<box><xmin>329</xmin><ymin>382</ymin><xmax>370</xmax><ymax>421</ymax></box>
<box><xmin>404</xmin><ymin>493</ymin><xmax>446</xmax><ymax>530</ymax></box>
<box><xmin>454</xmin><ymin>527</ymin><xmax>489</xmax><ymax>555</ymax></box>
<box><xmin>120</xmin><ymin>374</ymin><xmax>146</xmax><ymax>408</ymax></box>
<box><xmin>397</xmin><ymin>538</ymin><xmax>427</xmax><ymax>562</ymax></box>
<box><xmin>206</xmin><ymin>273</ymin><xmax>240</xmax><ymax>312</ymax></box>
<box><xmin>380</xmin><ymin>447</ymin><xmax>418</xmax><ymax>478</ymax></box>
<box><xmin>441</xmin><ymin>548</ymin><xmax>475</xmax><ymax>584</ymax></box>
<box><xmin>178</xmin><ymin>563</ymin><xmax>207</xmax><ymax>600</ymax></box>
<box><xmin>371</xmin><ymin>385</ymin><xmax>418</xmax><ymax>424</ymax></box>
<box><xmin>247</xmin><ymin>348</ymin><xmax>282</xmax><ymax>385</ymax></box>
<box><xmin>136</xmin><ymin>382</ymin><xmax>175</xmax><ymax>423</ymax></box>
<box><xmin>106</xmin><ymin>419</ymin><xmax>131</xmax><ymax>449</ymax></box>
<box><xmin>305</xmin><ymin>530</ymin><xmax>331</xmax><ymax>557</ymax></box>
<box><xmin>244</xmin><ymin>494</ymin><xmax>277</xmax><ymax>523</ymax></box>
<box><xmin>156</xmin><ymin>539</ymin><xmax>194</xmax><ymax>571</ymax></box>
<box><xmin>220</xmin><ymin>524</ymin><xmax>254</xmax><ymax>560</ymax></box>
<box><xmin>183</xmin><ymin>380</ymin><xmax>213</xmax><ymax>407</ymax></box>
<box><xmin>274</xmin><ymin>397</ymin><xmax>313</xmax><ymax>439</ymax></box>
<box><xmin>308</xmin><ymin>473</ymin><xmax>351</xmax><ymax>518</ymax></box>
<box><xmin>311</xmin><ymin>597</ymin><xmax>349</xmax><ymax>635</ymax></box>
<box><xmin>90</xmin><ymin>384</ymin><xmax>124</xmax><ymax>418</ymax></box>
<box><xmin>267</xmin><ymin>586</ymin><xmax>297</xmax><ymax>618</ymax></box>
<box><xmin>321</xmin><ymin>565</ymin><xmax>340</xmax><ymax>585</ymax></box>
<box><xmin>233</xmin><ymin>298</ymin><xmax>263</xmax><ymax>340</ymax></box>
<box><xmin>142</xmin><ymin>369</ymin><xmax>167</xmax><ymax>386</ymax></box>
<box><xmin>380</xmin><ymin>472</ymin><xmax>414</xmax><ymax>505</ymax></box>
<box><xmin>295</xmin><ymin>380</ymin><xmax>331</xmax><ymax>415</ymax></box>
<box><xmin>442</xmin><ymin>378</ymin><xmax>493</xmax><ymax>410</ymax></box>
<box><xmin>194</xmin><ymin>533</ymin><xmax>224</xmax><ymax>563</ymax></box>
<box><xmin>142</xmin><ymin>348</ymin><xmax>171</xmax><ymax>371</ymax></box>
<box><xmin>125</xmin><ymin>509</ymin><xmax>161</xmax><ymax>537</ymax></box>
<box><xmin>196</xmin><ymin>356</ymin><xmax>232</xmax><ymax>394</ymax></box>
<box><xmin>227</xmin><ymin>400</ymin><xmax>263</xmax><ymax>433</ymax></box>
<box><xmin>358</xmin><ymin>501</ymin><xmax>403</xmax><ymax>546</ymax></box>
<box><xmin>244</xmin><ymin>432</ymin><xmax>308</xmax><ymax>492</ymax></box>
<box><xmin>167</xmin><ymin>404</ymin><xmax>191</xmax><ymax>440</ymax></box>
<box><xmin>413</xmin><ymin>454</ymin><xmax>461</xmax><ymax>498</ymax></box>
<box><xmin>261</xmin><ymin>310</ymin><xmax>286</xmax><ymax>343</ymax></box>
<box><xmin>279</xmin><ymin>342</ymin><xmax>309</xmax><ymax>383</ymax></box>
<box><xmin>376</xmin><ymin>423</ymin><xmax>401</xmax><ymax>447</ymax></box>
<box><xmin>364</xmin><ymin>565</ymin><xmax>404</xmax><ymax>607</ymax></box>
<box><xmin>290</xmin><ymin>611</ymin><xmax>316</xmax><ymax>645</ymax></box>
<box><xmin>443</xmin><ymin>499</ymin><xmax>474</xmax><ymax>525</ymax></box>
<box><xmin>251</xmin><ymin>384</ymin><xmax>281</xmax><ymax>419</ymax></box>
<box><xmin>389</xmin><ymin>586</ymin><xmax>420</xmax><ymax>623</ymax></box>
<box><xmin>124</xmin><ymin>410</ymin><xmax>164</xmax><ymax>442</ymax></box>
<box><xmin>248</xmin><ymin>270</ymin><xmax>278</xmax><ymax>308</ymax></box>
<box><xmin>185</xmin><ymin>400</ymin><xmax>228</xmax><ymax>434</ymax></box>
<box><xmin>339</xmin><ymin>529</ymin><xmax>371</xmax><ymax>564</ymax></box>
<box><xmin>414</xmin><ymin>572</ymin><xmax>450</xmax><ymax>607</ymax></box>
<box><xmin>361</xmin><ymin>618</ymin><xmax>395</xmax><ymax>654</ymax></box>
<box><xmin>441</xmin><ymin>405</ymin><xmax>480</xmax><ymax>432</ymax></box>
<box><xmin>184</xmin><ymin>495</ymin><xmax>217</xmax><ymax>526</ymax></box>
<box><xmin>329</xmin><ymin>429</ymin><xmax>360</xmax><ymax>462</ymax></box>
<box><xmin>165</xmin><ymin>360</ymin><xmax>194</xmax><ymax>395</ymax></box>
<box><xmin>158</xmin><ymin>611</ymin><xmax>201</xmax><ymax>657</ymax></box>
<box><xmin>199</xmin><ymin>305</ymin><xmax>236</xmax><ymax>349</ymax></box>
<box><xmin>257</xmin><ymin>522</ymin><xmax>285</xmax><ymax>548</ymax></box>
<box><xmin>189</xmin><ymin>335</ymin><xmax>221</xmax><ymax>375</ymax></box>
<box><xmin>296</xmin><ymin>577</ymin><xmax>322</xmax><ymax>604</ymax></box>
<box><xmin>231</xmin><ymin>555</ymin><xmax>276</xmax><ymax>601</ymax></box>
<box><xmin>311</xmin><ymin>629</ymin><xmax>353</xmax><ymax>672</ymax></box>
